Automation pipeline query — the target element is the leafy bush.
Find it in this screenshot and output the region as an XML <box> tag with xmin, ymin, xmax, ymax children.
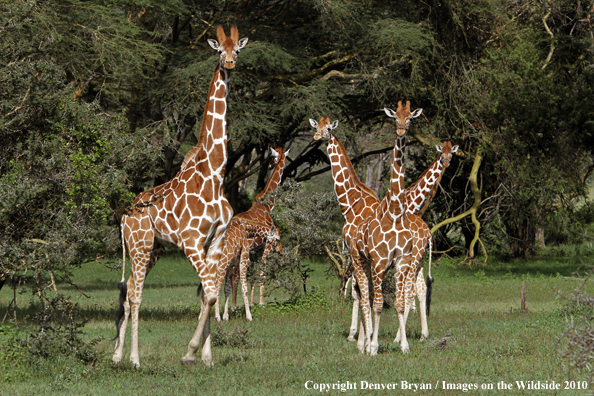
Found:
<box><xmin>561</xmin><ymin>268</ymin><xmax>594</xmax><ymax>383</ymax></box>
<box><xmin>0</xmin><ymin>324</ymin><xmax>29</xmax><ymax>382</ymax></box>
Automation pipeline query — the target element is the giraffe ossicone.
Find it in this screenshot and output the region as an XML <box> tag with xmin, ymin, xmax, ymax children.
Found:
<box><xmin>112</xmin><ymin>25</ymin><xmax>247</xmax><ymax>368</ymax></box>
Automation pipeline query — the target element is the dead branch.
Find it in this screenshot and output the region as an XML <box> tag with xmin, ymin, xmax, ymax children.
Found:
<box><xmin>431</xmin><ymin>149</ymin><xmax>487</xmax><ymax>260</ymax></box>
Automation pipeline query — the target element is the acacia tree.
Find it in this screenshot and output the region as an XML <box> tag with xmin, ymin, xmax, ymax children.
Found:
<box><xmin>0</xmin><ymin>0</ymin><xmax>162</xmax><ymax>354</ymax></box>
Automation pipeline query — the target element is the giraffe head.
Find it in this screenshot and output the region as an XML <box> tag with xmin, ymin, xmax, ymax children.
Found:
<box><xmin>207</xmin><ymin>25</ymin><xmax>248</xmax><ymax>70</ymax></box>
<box><xmin>435</xmin><ymin>141</ymin><xmax>459</xmax><ymax>168</ymax></box>
<box><xmin>269</xmin><ymin>146</ymin><xmax>289</xmax><ymax>169</ymax></box>
<box><xmin>310</xmin><ymin>117</ymin><xmax>339</xmax><ymax>140</ymax></box>
<box><xmin>266</xmin><ymin>225</ymin><xmax>284</xmax><ymax>254</ymax></box>
<box><xmin>383</xmin><ymin>100</ymin><xmax>423</xmax><ymax>136</ymax></box>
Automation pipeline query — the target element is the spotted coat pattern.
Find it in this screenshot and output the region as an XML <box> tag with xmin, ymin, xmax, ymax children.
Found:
<box><xmin>112</xmin><ymin>25</ymin><xmax>247</xmax><ymax>368</ymax></box>
<box><xmin>350</xmin><ymin>101</ymin><xmax>432</xmax><ymax>356</ymax></box>
<box><xmin>214</xmin><ymin>147</ymin><xmax>288</xmax><ymax>321</ymax></box>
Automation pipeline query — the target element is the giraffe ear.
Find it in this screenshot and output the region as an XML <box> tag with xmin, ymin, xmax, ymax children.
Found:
<box><xmin>330</xmin><ymin>120</ymin><xmax>339</xmax><ymax>129</ymax></box>
<box><xmin>207</xmin><ymin>39</ymin><xmax>220</xmax><ymax>51</ymax></box>
<box><xmin>451</xmin><ymin>145</ymin><xmax>459</xmax><ymax>153</ymax></box>
<box><xmin>269</xmin><ymin>225</ymin><xmax>276</xmax><ymax>233</ymax></box>
<box><xmin>384</xmin><ymin>108</ymin><xmax>396</xmax><ymax>118</ymax></box>
<box><xmin>270</xmin><ymin>147</ymin><xmax>278</xmax><ymax>157</ymax></box>
<box><xmin>237</xmin><ymin>37</ymin><xmax>249</xmax><ymax>50</ymax></box>
<box><xmin>309</xmin><ymin>119</ymin><xmax>318</xmax><ymax>128</ymax></box>
<box><xmin>436</xmin><ymin>145</ymin><xmax>443</xmax><ymax>153</ymax></box>
<box><xmin>411</xmin><ymin>108</ymin><xmax>423</xmax><ymax>118</ymax></box>
<box><xmin>285</xmin><ymin>148</ymin><xmax>291</xmax><ymax>156</ymax></box>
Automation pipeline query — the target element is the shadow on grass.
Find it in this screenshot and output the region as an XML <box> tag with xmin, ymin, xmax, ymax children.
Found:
<box><xmin>0</xmin><ymin>300</ymin><xmax>208</xmax><ymax>324</ymax></box>
<box><xmin>60</xmin><ymin>281</ymin><xmax>201</xmax><ymax>292</ymax></box>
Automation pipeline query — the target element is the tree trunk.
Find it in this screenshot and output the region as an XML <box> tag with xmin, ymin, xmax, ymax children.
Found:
<box><xmin>535</xmin><ymin>226</ymin><xmax>545</xmax><ymax>249</ymax></box>
<box><xmin>364</xmin><ymin>152</ymin><xmax>387</xmax><ymax>196</ymax></box>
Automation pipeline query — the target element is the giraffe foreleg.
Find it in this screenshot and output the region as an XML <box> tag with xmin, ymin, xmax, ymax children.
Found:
<box><xmin>128</xmin><ymin>261</ymin><xmax>150</xmax><ymax>367</ymax></box>
<box><xmin>259</xmin><ymin>242</ymin><xmax>274</xmax><ymax>307</ymax></box>
<box><xmin>249</xmin><ymin>279</ymin><xmax>255</xmax><ymax>306</ymax></box>
<box><xmin>370</xmin><ymin>257</ymin><xmax>389</xmax><ymax>356</ymax></box>
<box><xmin>347</xmin><ymin>275</ymin><xmax>359</xmax><ymax>342</ymax></box>
<box><xmin>231</xmin><ymin>263</ymin><xmax>239</xmax><ymax>311</ymax></box>
<box><xmin>221</xmin><ymin>264</ymin><xmax>235</xmax><ymax>321</ymax></box>
<box><xmin>182</xmin><ymin>227</ymin><xmax>224</xmax><ymax>366</ymax></box>
<box><xmin>239</xmin><ymin>243</ymin><xmax>253</xmax><ymax>321</ymax></box>
<box><xmin>352</xmin><ymin>258</ymin><xmax>372</xmax><ymax>355</ymax></box>
<box><xmin>393</xmin><ymin>260</ymin><xmax>411</xmax><ymax>354</ymax></box>
<box><xmin>415</xmin><ymin>267</ymin><xmax>429</xmax><ymax>341</ymax></box>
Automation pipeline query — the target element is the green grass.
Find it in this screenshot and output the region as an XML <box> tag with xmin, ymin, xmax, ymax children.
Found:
<box><xmin>1</xmin><ymin>253</ymin><xmax>593</xmax><ymax>395</ymax></box>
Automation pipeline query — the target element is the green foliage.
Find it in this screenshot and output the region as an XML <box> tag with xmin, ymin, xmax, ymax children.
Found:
<box><xmin>212</xmin><ymin>326</ymin><xmax>258</xmax><ymax>349</ymax></box>
<box><xmin>28</xmin><ymin>294</ymin><xmax>101</xmax><ymax>364</ymax></box>
<box><xmin>1</xmin><ymin>0</ymin><xmax>594</xmax><ymax>365</ymax></box>
<box><xmin>0</xmin><ymin>0</ymin><xmax>162</xmax><ymax>363</ymax></box>
<box><xmin>267</xmin><ymin>292</ymin><xmax>329</xmax><ymax>315</ymax></box>
<box><xmin>0</xmin><ymin>324</ymin><xmax>29</xmax><ymax>382</ymax></box>
<box><xmin>560</xmin><ymin>270</ymin><xmax>594</xmax><ymax>383</ymax></box>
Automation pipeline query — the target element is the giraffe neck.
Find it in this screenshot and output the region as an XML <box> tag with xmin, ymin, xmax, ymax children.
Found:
<box><xmin>384</xmin><ymin>135</ymin><xmax>407</xmax><ymax>220</ymax></box>
<box><xmin>327</xmin><ymin>135</ymin><xmax>379</xmax><ymax>225</ymax></box>
<box><xmin>195</xmin><ymin>64</ymin><xmax>230</xmax><ymax>182</ymax></box>
<box><xmin>254</xmin><ymin>155</ymin><xmax>286</xmax><ymax>213</ymax></box>
<box><xmin>405</xmin><ymin>154</ymin><xmax>444</xmax><ymax>215</ymax></box>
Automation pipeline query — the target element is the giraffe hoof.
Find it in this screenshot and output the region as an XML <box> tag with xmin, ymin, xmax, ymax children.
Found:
<box><xmin>202</xmin><ymin>357</ymin><xmax>214</xmax><ymax>367</ymax></box>
<box><xmin>347</xmin><ymin>335</ymin><xmax>356</xmax><ymax>342</ymax></box>
<box><xmin>180</xmin><ymin>358</ymin><xmax>196</xmax><ymax>366</ymax></box>
<box><xmin>112</xmin><ymin>354</ymin><xmax>122</xmax><ymax>364</ymax></box>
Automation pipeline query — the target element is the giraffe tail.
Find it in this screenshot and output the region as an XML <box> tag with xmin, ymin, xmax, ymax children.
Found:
<box><xmin>197</xmin><ymin>282</ymin><xmax>203</xmax><ymax>298</ymax></box>
<box><xmin>113</xmin><ymin>221</ymin><xmax>128</xmax><ymax>341</ymax></box>
<box><xmin>426</xmin><ymin>235</ymin><xmax>434</xmax><ymax>316</ymax></box>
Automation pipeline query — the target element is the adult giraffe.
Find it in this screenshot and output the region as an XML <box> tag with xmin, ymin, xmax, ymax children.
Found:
<box><xmin>310</xmin><ymin>117</ymin><xmax>381</xmax><ymax>346</ymax></box>
<box><xmin>112</xmin><ymin>25</ymin><xmax>247</xmax><ymax>367</ymax></box>
<box><xmin>350</xmin><ymin>101</ymin><xmax>432</xmax><ymax>355</ymax></box>
<box><xmin>214</xmin><ymin>147</ymin><xmax>288</xmax><ymax>322</ymax></box>
<box><xmin>347</xmin><ymin>141</ymin><xmax>459</xmax><ymax>342</ymax></box>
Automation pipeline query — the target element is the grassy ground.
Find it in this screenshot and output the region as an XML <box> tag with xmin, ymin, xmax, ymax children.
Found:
<box><xmin>1</xmin><ymin>252</ymin><xmax>593</xmax><ymax>395</ymax></box>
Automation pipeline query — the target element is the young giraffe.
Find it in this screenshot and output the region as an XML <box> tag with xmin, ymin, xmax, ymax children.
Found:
<box><xmin>220</xmin><ymin>222</ymin><xmax>283</xmax><ymax>321</ymax></box>
<box><xmin>350</xmin><ymin>101</ymin><xmax>432</xmax><ymax>355</ymax></box>
<box><xmin>112</xmin><ymin>25</ymin><xmax>247</xmax><ymax>367</ymax></box>
<box><xmin>347</xmin><ymin>140</ymin><xmax>458</xmax><ymax>343</ymax></box>
<box><xmin>214</xmin><ymin>147</ymin><xmax>288</xmax><ymax>322</ymax></box>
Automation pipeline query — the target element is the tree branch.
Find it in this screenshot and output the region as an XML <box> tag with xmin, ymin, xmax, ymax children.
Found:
<box><xmin>542</xmin><ymin>11</ymin><xmax>555</xmax><ymax>70</ymax></box>
<box><xmin>431</xmin><ymin>149</ymin><xmax>486</xmax><ymax>259</ymax></box>
<box><xmin>294</xmin><ymin>145</ymin><xmax>394</xmax><ymax>182</ymax></box>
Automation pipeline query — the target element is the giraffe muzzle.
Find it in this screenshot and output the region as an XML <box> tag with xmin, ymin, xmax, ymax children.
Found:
<box><xmin>396</xmin><ymin>127</ymin><xmax>407</xmax><ymax>136</ymax></box>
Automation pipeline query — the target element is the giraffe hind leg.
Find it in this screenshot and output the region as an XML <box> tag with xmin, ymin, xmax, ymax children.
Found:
<box><xmin>347</xmin><ymin>276</ymin><xmax>359</xmax><ymax>342</ymax></box>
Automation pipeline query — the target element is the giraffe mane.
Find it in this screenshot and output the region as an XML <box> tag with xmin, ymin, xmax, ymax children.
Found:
<box><xmin>180</xmin><ymin>145</ymin><xmax>203</xmax><ymax>170</ymax></box>
<box><xmin>334</xmin><ymin>137</ymin><xmax>379</xmax><ymax>202</ymax></box>
<box><xmin>232</xmin><ymin>216</ymin><xmax>268</xmax><ymax>228</ymax></box>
